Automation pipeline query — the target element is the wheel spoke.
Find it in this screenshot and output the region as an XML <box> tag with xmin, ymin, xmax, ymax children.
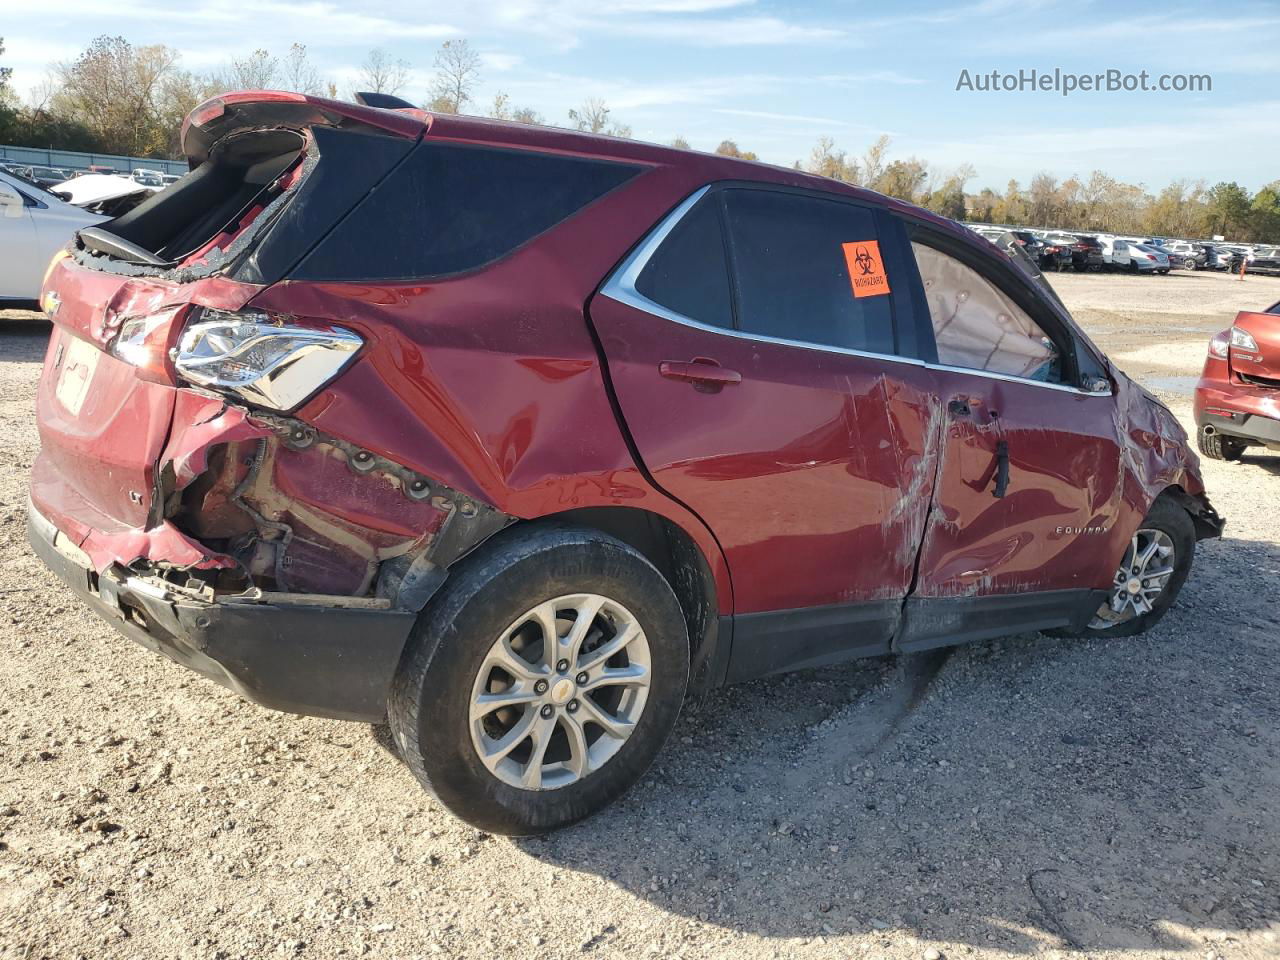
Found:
<box><xmin>489</xmin><ymin>639</ymin><xmax>546</xmax><ymax>684</ymax></box>
<box><xmin>470</xmin><ymin>684</ymin><xmax>539</xmax><ymax>721</ymax></box>
<box><xmin>519</xmin><ymin>716</ymin><xmax>558</xmax><ymax>789</ymax></box>
<box><xmin>528</xmin><ymin>600</ymin><xmax>562</xmax><ymax>669</ymax></box>
<box><xmin>563</xmin><ymin>595</ymin><xmax>606</xmax><ymax>665</ymax></box>
<box><xmin>578</xmin><ymin>696</ymin><xmax>635</xmax><ymax>740</ymax></box>
<box><xmin>562</xmin><ymin>713</ymin><xmax>590</xmax><ymax>778</ymax></box>
<box><xmin>583</xmin><ymin>663</ymin><xmax>649</xmax><ymax>691</ymax></box>
<box><xmin>578</xmin><ymin>621</ymin><xmax>642</xmax><ymax>672</ymax></box>
<box><xmin>480</xmin><ymin>709</ymin><xmax>537</xmax><ymax>770</ymax></box>
<box><xmin>1136</xmin><ymin>536</ymin><xmax>1162</xmax><ymax>570</ymax></box>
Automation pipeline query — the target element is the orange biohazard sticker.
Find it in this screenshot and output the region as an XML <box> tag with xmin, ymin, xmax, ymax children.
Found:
<box><xmin>842</xmin><ymin>240</ymin><xmax>891</xmax><ymax>298</ymax></box>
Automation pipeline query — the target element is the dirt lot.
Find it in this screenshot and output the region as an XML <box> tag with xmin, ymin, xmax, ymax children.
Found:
<box><xmin>2</xmin><ymin>270</ymin><xmax>1279</xmax><ymax>960</ymax></box>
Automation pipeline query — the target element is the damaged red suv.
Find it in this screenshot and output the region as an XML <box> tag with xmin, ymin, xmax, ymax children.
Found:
<box><xmin>29</xmin><ymin>92</ymin><xmax>1223</xmax><ymax>834</ymax></box>
<box><xmin>1194</xmin><ymin>301</ymin><xmax>1280</xmax><ymax>460</ymax></box>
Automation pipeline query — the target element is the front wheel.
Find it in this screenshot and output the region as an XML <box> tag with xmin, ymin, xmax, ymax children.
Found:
<box><xmin>389</xmin><ymin>524</ymin><xmax>690</xmax><ymax>835</ymax></box>
<box><xmin>1048</xmin><ymin>498</ymin><xmax>1195</xmax><ymax>640</ymax></box>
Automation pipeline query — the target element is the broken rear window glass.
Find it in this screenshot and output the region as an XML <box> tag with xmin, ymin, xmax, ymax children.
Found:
<box><xmin>290</xmin><ymin>141</ymin><xmax>641</xmax><ymax>281</ymax></box>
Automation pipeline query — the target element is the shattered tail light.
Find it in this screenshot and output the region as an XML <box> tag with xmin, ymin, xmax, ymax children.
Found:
<box><xmin>1208</xmin><ymin>330</ymin><xmax>1230</xmax><ymax>359</ymax></box>
<box><xmin>174</xmin><ymin>308</ymin><xmax>363</xmax><ymax>412</ymax></box>
<box><xmin>1229</xmin><ymin>326</ymin><xmax>1259</xmax><ymax>352</ymax></box>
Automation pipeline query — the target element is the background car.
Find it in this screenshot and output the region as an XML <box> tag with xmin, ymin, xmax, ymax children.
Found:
<box><xmin>1049</xmin><ymin>233</ymin><xmax>1105</xmax><ymax>271</ymax></box>
<box><xmin>1165</xmin><ymin>240</ymin><xmax>1209</xmax><ymax>269</ymax></box>
<box><xmin>1132</xmin><ymin>242</ymin><xmax>1171</xmax><ymax>273</ymax></box>
<box><xmin>1098</xmin><ymin>237</ymin><xmax>1133</xmax><ymax>270</ymax></box>
<box><xmin>1247</xmin><ymin>246</ymin><xmax>1280</xmax><ymax>275</ymax></box>
<box><xmin>0</xmin><ymin>169</ymin><xmax>105</xmax><ymax>306</ymax></box>
<box><xmin>17</xmin><ymin>165</ymin><xmax>74</xmax><ymax>188</ymax></box>
<box><xmin>1195</xmin><ymin>300</ymin><xmax>1280</xmax><ymax>460</ymax></box>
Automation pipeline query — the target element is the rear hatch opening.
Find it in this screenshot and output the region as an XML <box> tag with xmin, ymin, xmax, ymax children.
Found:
<box><xmin>64</xmin><ymin>91</ymin><xmax>426</xmax><ymax>285</ymax></box>
<box><xmin>76</xmin><ymin>128</ymin><xmax>308</xmax><ymax>273</ymax></box>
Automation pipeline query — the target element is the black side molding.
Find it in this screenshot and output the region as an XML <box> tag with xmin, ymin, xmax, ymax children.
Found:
<box><xmin>724</xmin><ymin>600</ymin><xmax>900</xmax><ymax>684</ymax></box>
<box><xmin>894</xmin><ymin>589</ymin><xmax>1104</xmax><ymax>654</ymax></box>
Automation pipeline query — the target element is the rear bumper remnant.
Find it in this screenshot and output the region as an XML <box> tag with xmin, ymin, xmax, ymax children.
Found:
<box><xmin>29</xmin><ymin>501</ymin><xmax>415</xmax><ymax>722</ymax></box>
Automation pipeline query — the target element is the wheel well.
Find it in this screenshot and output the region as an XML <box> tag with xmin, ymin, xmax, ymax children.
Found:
<box><xmin>544</xmin><ymin>507</ymin><xmax>719</xmax><ymax>667</ymax></box>
<box><xmin>1154</xmin><ymin>484</ymin><xmax>1223</xmax><ymax>541</ymax></box>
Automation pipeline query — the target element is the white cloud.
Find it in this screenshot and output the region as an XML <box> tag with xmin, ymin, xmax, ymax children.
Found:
<box><xmin>479</xmin><ymin>51</ymin><xmax>524</xmax><ymax>72</ymax></box>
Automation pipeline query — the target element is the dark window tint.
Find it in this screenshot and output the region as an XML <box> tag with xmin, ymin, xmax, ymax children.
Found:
<box><xmin>722</xmin><ymin>189</ymin><xmax>896</xmax><ymax>354</ymax></box>
<box><xmin>634</xmin><ymin>196</ymin><xmax>732</xmax><ymax>329</ymax></box>
<box><xmin>292</xmin><ymin>141</ymin><xmax>640</xmax><ymax>281</ymax></box>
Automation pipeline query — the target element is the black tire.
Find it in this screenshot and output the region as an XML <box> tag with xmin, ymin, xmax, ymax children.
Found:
<box><xmin>389</xmin><ymin>523</ymin><xmax>689</xmax><ymax>835</ymax></box>
<box><xmin>1197</xmin><ymin>428</ymin><xmax>1247</xmax><ymax>461</ymax></box>
<box><xmin>1047</xmin><ymin>497</ymin><xmax>1195</xmax><ymax>640</ymax></box>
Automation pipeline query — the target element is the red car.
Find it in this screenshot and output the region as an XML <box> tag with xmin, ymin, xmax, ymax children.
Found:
<box><xmin>28</xmin><ymin>92</ymin><xmax>1222</xmax><ymax>834</ymax></box>
<box><xmin>1194</xmin><ymin>301</ymin><xmax>1280</xmax><ymax>460</ymax></box>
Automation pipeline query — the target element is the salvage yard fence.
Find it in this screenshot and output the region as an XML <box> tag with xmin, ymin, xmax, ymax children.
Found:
<box><xmin>0</xmin><ymin>144</ymin><xmax>187</xmax><ymax>176</ymax></box>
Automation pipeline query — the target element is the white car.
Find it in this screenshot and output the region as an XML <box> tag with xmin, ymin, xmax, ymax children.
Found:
<box><xmin>0</xmin><ymin>170</ymin><xmax>105</xmax><ymax>305</ymax></box>
<box><xmin>1098</xmin><ymin>237</ymin><xmax>1132</xmax><ymax>270</ymax></box>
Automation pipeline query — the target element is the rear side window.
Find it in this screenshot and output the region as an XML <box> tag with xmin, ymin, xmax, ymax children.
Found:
<box><xmin>292</xmin><ymin>141</ymin><xmax>641</xmax><ymax>281</ymax></box>
<box><xmin>911</xmin><ymin>241</ymin><xmax>1060</xmax><ymax>381</ymax></box>
<box><xmin>721</xmin><ymin>189</ymin><xmax>896</xmax><ymax>354</ymax></box>
<box><xmin>634</xmin><ymin>196</ymin><xmax>733</xmax><ymax>330</ymax></box>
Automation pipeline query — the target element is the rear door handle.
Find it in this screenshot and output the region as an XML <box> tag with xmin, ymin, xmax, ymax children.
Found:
<box><xmin>659</xmin><ymin>358</ymin><xmax>742</xmax><ymax>390</ymax></box>
<box><xmin>993</xmin><ymin>440</ymin><xmax>1010</xmax><ymax>498</ymax></box>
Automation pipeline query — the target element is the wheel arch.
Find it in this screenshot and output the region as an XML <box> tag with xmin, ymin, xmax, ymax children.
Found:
<box><xmin>1152</xmin><ymin>483</ymin><xmax>1225</xmax><ymax>541</ymax></box>
<box><xmin>538</xmin><ymin>506</ymin><xmax>728</xmax><ymax>693</ymax></box>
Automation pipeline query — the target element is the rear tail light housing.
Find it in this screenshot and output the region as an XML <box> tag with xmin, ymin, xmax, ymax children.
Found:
<box><xmin>107</xmin><ymin>305</ymin><xmax>187</xmax><ymax>384</ymax></box>
<box><xmin>1208</xmin><ymin>330</ymin><xmax>1230</xmax><ymax>359</ymax></box>
<box><xmin>1229</xmin><ymin>326</ymin><xmax>1259</xmax><ymax>352</ymax></box>
<box><xmin>174</xmin><ymin>308</ymin><xmax>362</xmax><ymax>412</ymax></box>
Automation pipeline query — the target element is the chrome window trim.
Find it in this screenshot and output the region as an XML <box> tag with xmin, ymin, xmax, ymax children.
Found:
<box><xmin>600</xmin><ymin>185</ymin><xmax>1112</xmax><ymax>398</ymax></box>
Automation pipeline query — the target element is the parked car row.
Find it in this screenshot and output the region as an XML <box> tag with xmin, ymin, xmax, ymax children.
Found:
<box><xmin>966</xmin><ymin>223</ymin><xmax>1278</xmax><ymax>276</ymax></box>
<box><xmin>1</xmin><ymin>161</ymin><xmax>183</xmax><ymax>190</ymax></box>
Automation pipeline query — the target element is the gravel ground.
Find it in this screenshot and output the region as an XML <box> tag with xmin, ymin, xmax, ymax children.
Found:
<box><xmin>2</xmin><ymin>270</ymin><xmax>1279</xmax><ymax>960</ymax></box>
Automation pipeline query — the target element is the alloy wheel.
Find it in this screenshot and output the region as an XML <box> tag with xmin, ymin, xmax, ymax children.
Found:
<box><xmin>1089</xmin><ymin>528</ymin><xmax>1176</xmax><ymax>629</ymax></box>
<box><xmin>469</xmin><ymin>594</ymin><xmax>652</xmax><ymax>791</ymax></box>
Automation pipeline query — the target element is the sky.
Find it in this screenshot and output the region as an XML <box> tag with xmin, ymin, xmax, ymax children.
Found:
<box><xmin>1</xmin><ymin>0</ymin><xmax>1278</xmax><ymax>192</ymax></box>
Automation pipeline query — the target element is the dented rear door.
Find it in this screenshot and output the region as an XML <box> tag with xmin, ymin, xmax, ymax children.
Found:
<box><xmin>591</xmin><ymin>185</ymin><xmax>941</xmax><ymax>675</ymax></box>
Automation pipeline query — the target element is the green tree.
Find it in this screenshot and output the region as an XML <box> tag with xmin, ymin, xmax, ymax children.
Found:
<box><xmin>874</xmin><ymin>158</ymin><xmax>929</xmax><ymax>203</ymax></box>
<box><xmin>1204</xmin><ymin>181</ymin><xmax>1252</xmax><ymax>237</ymax></box>
<box><xmin>714</xmin><ymin>139</ymin><xmax>758</xmax><ymax>162</ymax></box>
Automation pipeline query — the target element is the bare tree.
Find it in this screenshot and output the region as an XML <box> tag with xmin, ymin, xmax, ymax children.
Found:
<box><xmin>568</xmin><ymin>96</ymin><xmax>610</xmax><ymax>134</ymax></box>
<box><xmin>358</xmin><ymin>48</ymin><xmax>410</xmax><ymax>96</ymax></box>
<box><xmin>282</xmin><ymin>43</ymin><xmax>323</xmax><ymax>96</ymax></box>
<box><xmin>489</xmin><ymin>90</ymin><xmax>542</xmax><ymax>124</ymax></box>
<box><xmin>807</xmin><ymin>136</ymin><xmax>858</xmax><ymax>183</ymax></box>
<box><xmin>670</xmin><ymin>135</ymin><xmax>690</xmax><ymax>150</ymax></box>
<box><xmin>221</xmin><ymin>48</ymin><xmax>278</xmax><ymax>90</ymax></box>
<box><xmin>860</xmin><ymin>134</ymin><xmax>890</xmax><ymax>187</ymax></box>
<box><xmin>428</xmin><ymin>39</ymin><xmax>480</xmax><ymax>114</ymax></box>
<box><xmin>567</xmin><ymin>97</ymin><xmax>631</xmax><ymax>137</ymax></box>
